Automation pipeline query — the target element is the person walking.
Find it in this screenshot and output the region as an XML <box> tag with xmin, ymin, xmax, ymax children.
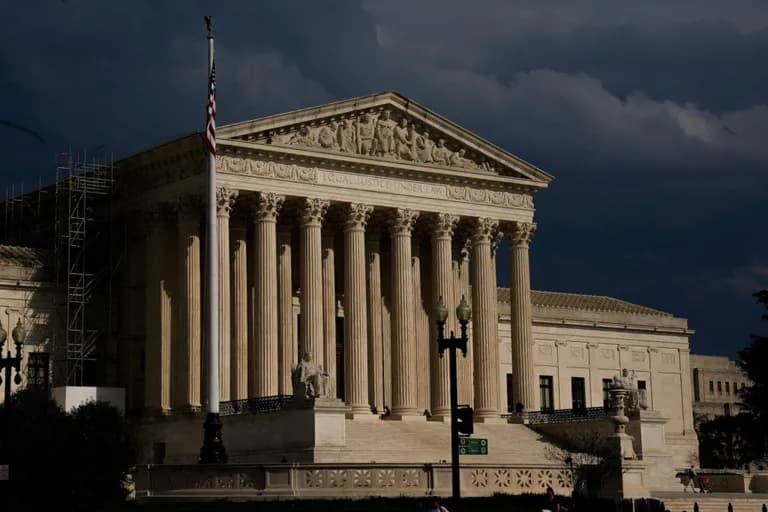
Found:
<box><xmin>429</xmin><ymin>497</ymin><xmax>450</xmax><ymax>512</ymax></box>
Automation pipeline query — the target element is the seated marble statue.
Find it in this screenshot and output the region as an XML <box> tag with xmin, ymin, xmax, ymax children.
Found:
<box><xmin>291</xmin><ymin>352</ymin><xmax>329</xmax><ymax>399</ymax></box>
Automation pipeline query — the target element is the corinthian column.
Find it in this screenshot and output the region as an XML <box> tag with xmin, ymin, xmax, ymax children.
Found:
<box><xmin>344</xmin><ymin>203</ymin><xmax>373</xmax><ymax>415</ymax></box>
<box><xmin>412</xmin><ymin>240</ymin><xmax>430</xmax><ymax>413</ymax></box>
<box><xmin>389</xmin><ymin>208</ymin><xmax>420</xmax><ymax>417</ymax></box>
<box><xmin>278</xmin><ymin>229</ymin><xmax>295</xmax><ymax>395</ymax></box>
<box><xmin>429</xmin><ymin>213</ymin><xmax>458</xmax><ymax>418</ymax></box>
<box><xmin>508</xmin><ymin>221</ymin><xmax>537</xmax><ymax>411</ymax></box>
<box><xmin>144</xmin><ymin>208</ymin><xmax>173</xmax><ymax>414</ymax></box>
<box><xmin>366</xmin><ymin>231</ymin><xmax>384</xmax><ymax>413</ymax></box>
<box><xmin>453</xmin><ymin>237</ymin><xmax>473</xmax><ymax>406</ymax></box>
<box><xmin>216</xmin><ymin>187</ymin><xmax>238</xmax><ymax>402</ymax></box>
<box><xmin>300</xmin><ymin>198</ymin><xmax>329</xmax><ymax>369</ymax></box>
<box><xmin>231</xmin><ymin>220</ymin><xmax>248</xmax><ymax>400</ymax></box>
<box><xmin>322</xmin><ymin>231</ymin><xmax>337</xmax><ymax>398</ymax></box>
<box><xmin>177</xmin><ymin>200</ymin><xmax>202</xmax><ymax>410</ymax></box>
<box><xmin>252</xmin><ymin>192</ymin><xmax>284</xmax><ymax>397</ymax></box>
<box><xmin>471</xmin><ymin>218</ymin><xmax>502</xmax><ymax>419</ymax></box>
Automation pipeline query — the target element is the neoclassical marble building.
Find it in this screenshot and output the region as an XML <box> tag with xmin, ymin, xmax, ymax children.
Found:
<box><xmin>119</xmin><ymin>92</ymin><xmax>549</xmax><ymax>421</ymax></box>
<box><xmin>115</xmin><ymin>93</ymin><xmax>697</xmax><ymax>481</ymax></box>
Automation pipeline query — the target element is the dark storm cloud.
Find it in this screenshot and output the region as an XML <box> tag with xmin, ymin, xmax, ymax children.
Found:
<box><xmin>1</xmin><ymin>0</ymin><xmax>766</xmax><ymax>355</ymax></box>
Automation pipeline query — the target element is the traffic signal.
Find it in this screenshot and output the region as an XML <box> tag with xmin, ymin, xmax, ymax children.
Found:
<box><xmin>456</xmin><ymin>405</ymin><xmax>474</xmax><ymax>436</ymax></box>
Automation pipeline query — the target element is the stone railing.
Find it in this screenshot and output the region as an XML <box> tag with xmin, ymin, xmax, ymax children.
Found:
<box><xmin>675</xmin><ymin>469</ymin><xmax>768</xmax><ymax>494</ymax></box>
<box><xmin>504</xmin><ymin>406</ymin><xmax>608</xmax><ymax>425</ymax></box>
<box><xmin>219</xmin><ymin>395</ymin><xmax>294</xmax><ymax>416</ymax></box>
<box><xmin>134</xmin><ymin>462</ymin><xmax>576</xmax><ymax>499</ymax></box>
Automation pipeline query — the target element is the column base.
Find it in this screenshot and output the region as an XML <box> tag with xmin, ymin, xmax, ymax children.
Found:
<box><xmin>385</xmin><ymin>412</ymin><xmax>427</xmax><ymax>422</ymax></box>
<box><xmin>347</xmin><ymin>411</ymin><xmax>379</xmax><ymax>421</ymax></box>
<box><xmin>474</xmin><ymin>415</ymin><xmax>507</xmax><ymax>424</ymax></box>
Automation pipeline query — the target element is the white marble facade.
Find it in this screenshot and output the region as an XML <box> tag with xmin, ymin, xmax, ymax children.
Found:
<box><xmin>116</xmin><ymin>93</ymin><xmax>695</xmax><ymax>442</ymax></box>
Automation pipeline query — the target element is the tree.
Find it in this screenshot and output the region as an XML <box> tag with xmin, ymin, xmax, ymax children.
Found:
<box><xmin>0</xmin><ymin>390</ymin><xmax>133</xmax><ymax>509</ymax></box>
<box><xmin>737</xmin><ymin>290</ymin><xmax>768</xmax><ymax>425</ymax></box>
<box><xmin>728</xmin><ymin>288</ymin><xmax>768</xmax><ymax>465</ymax></box>
<box><xmin>698</xmin><ymin>414</ymin><xmax>764</xmax><ymax>468</ymax></box>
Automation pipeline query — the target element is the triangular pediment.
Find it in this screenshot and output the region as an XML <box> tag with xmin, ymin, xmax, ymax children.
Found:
<box><xmin>218</xmin><ymin>92</ymin><xmax>552</xmax><ymax>186</ymax></box>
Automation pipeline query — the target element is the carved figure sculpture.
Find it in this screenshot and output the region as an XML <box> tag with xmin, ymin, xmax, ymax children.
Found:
<box><xmin>417</xmin><ymin>131</ymin><xmax>435</xmax><ymax>163</ymax></box>
<box><xmin>393</xmin><ymin>118</ymin><xmax>413</xmax><ymax>160</ymax></box>
<box><xmin>338</xmin><ymin>118</ymin><xmax>357</xmax><ymax>153</ymax></box>
<box><xmin>292</xmin><ymin>352</ymin><xmax>329</xmax><ymax>399</ymax></box>
<box><xmin>432</xmin><ymin>138</ymin><xmax>451</xmax><ymax>165</ymax></box>
<box><xmin>374</xmin><ymin>109</ymin><xmax>396</xmax><ymax>156</ymax></box>
<box><xmin>357</xmin><ymin>112</ymin><xmax>376</xmax><ymax>155</ymax></box>
<box><xmin>450</xmin><ymin>148</ymin><xmax>476</xmax><ymax>169</ymax></box>
<box><xmin>289</xmin><ymin>125</ymin><xmax>317</xmax><ymax>148</ymax></box>
<box><xmin>317</xmin><ymin>122</ymin><xmax>338</xmax><ymax>150</ymax></box>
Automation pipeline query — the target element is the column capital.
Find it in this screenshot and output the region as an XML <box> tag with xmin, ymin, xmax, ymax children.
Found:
<box><xmin>389</xmin><ymin>208</ymin><xmax>419</xmax><ymax>236</ymax></box>
<box><xmin>300</xmin><ymin>197</ymin><xmax>330</xmax><ymax>226</ymax></box>
<box><xmin>344</xmin><ymin>203</ymin><xmax>373</xmax><ymax>232</ymax></box>
<box><xmin>429</xmin><ymin>212</ymin><xmax>459</xmax><ymax>240</ymax></box>
<box><xmin>470</xmin><ymin>217</ymin><xmax>500</xmax><ymax>245</ymax></box>
<box><xmin>507</xmin><ymin>221</ymin><xmax>536</xmax><ymax>247</ymax></box>
<box><xmin>252</xmin><ymin>192</ymin><xmax>285</xmax><ymax>222</ymax></box>
<box><xmin>216</xmin><ymin>187</ymin><xmax>238</xmax><ymax>217</ymax></box>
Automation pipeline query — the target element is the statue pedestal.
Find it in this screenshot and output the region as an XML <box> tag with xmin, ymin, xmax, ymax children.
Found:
<box><xmin>608</xmin><ymin>432</ymin><xmax>637</xmax><ymax>460</ymax></box>
<box><xmin>283</xmin><ymin>397</ymin><xmax>348</xmax><ymax>454</ymax></box>
<box><xmin>599</xmin><ymin>458</ymin><xmax>649</xmax><ymax>500</ymax></box>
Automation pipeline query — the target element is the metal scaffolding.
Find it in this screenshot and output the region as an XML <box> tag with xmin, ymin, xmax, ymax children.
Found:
<box><xmin>54</xmin><ymin>151</ymin><xmax>114</xmax><ymax>386</ymax></box>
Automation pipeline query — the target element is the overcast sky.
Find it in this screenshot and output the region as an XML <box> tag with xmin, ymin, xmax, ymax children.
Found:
<box><xmin>1</xmin><ymin>1</ymin><xmax>766</xmax><ymax>357</ymax></box>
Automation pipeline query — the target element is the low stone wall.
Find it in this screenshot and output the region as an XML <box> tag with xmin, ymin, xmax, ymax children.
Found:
<box><xmin>134</xmin><ymin>463</ymin><xmax>575</xmax><ymax>499</ymax></box>
<box><xmin>698</xmin><ymin>471</ymin><xmax>768</xmax><ymax>493</ymax></box>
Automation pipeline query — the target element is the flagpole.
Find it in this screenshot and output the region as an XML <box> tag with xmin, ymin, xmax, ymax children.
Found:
<box><xmin>200</xmin><ymin>15</ymin><xmax>226</xmax><ymax>464</ymax></box>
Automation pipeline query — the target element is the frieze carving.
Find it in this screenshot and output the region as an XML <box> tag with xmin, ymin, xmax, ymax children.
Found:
<box><xmin>241</xmin><ymin>108</ymin><xmax>501</xmax><ymax>173</ymax></box>
<box><xmin>216</xmin><ymin>155</ymin><xmax>534</xmax><ymax>210</ymax></box>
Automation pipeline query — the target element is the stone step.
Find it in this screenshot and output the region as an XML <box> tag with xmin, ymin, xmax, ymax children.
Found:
<box><xmin>660</xmin><ymin>497</ymin><xmax>768</xmax><ymax>512</ymax></box>
<box><xmin>339</xmin><ymin>418</ymin><xmax>556</xmax><ymax>464</ymax></box>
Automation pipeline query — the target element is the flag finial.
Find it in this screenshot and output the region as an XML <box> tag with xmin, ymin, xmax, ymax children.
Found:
<box><xmin>205</xmin><ymin>16</ymin><xmax>213</xmax><ymax>38</ymax></box>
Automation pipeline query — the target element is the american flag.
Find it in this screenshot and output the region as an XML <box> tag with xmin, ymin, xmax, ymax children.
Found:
<box><xmin>205</xmin><ymin>61</ymin><xmax>216</xmax><ymax>155</ymax></box>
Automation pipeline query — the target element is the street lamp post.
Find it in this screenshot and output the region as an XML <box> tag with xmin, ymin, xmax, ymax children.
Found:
<box><xmin>0</xmin><ymin>318</ymin><xmax>26</xmax><ymax>404</ymax></box>
<box><xmin>435</xmin><ymin>295</ymin><xmax>472</xmax><ymax>500</ymax></box>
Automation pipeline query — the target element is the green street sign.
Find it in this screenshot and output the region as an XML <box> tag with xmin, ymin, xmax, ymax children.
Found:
<box><xmin>458</xmin><ymin>437</ymin><xmax>488</xmax><ymax>455</ymax></box>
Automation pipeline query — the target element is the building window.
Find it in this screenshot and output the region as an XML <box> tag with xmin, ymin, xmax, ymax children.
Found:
<box><xmin>717</xmin><ymin>381</ymin><xmax>722</xmax><ymax>395</ymax></box>
<box><xmin>26</xmin><ymin>352</ymin><xmax>50</xmax><ymax>392</ymax></box>
<box><xmin>734</xmin><ymin>382</ymin><xmax>738</xmax><ymax>394</ymax></box>
<box><xmin>506</xmin><ymin>374</ymin><xmax>515</xmax><ymax>413</ymax></box>
<box><xmin>602</xmin><ymin>378</ymin><xmax>613</xmax><ymax>409</ymax></box>
<box><xmin>637</xmin><ymin>380</ymin><xmax>648</xmax><ymax>409</ymax></box>
<box><xmin>724</xmin><ymin>404</ymin><xmax>731</xmax><ymax>416</ymax></box>
<box><xmin>571</xmin><ymin>377</ymin><xmax>586</xmax><ymax>411</ymax></box>
<box><xmin>709</xmin><ymin>381</ymin><xmax>714</xmax><ymax>394</ymax></box>
<box><xmin>539</xmin><ymin>376</ymin><xmax>554</xmax><ymax>412</ymax></box>
<box><xmin>725</xmin><ymin>382</ymin><xmax>730</xmax><ymax>395</ymax></box>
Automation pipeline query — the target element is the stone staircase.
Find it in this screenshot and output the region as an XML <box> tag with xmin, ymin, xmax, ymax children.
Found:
<box><xmin>326</xmin><ymin>417</ymin><xmax>557</xmax><ymax>464</ymax></box>
<box><xmin>656</xmin><ymin>495</ymin><xmax>768</xmax><ymax>512</ymax></box>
